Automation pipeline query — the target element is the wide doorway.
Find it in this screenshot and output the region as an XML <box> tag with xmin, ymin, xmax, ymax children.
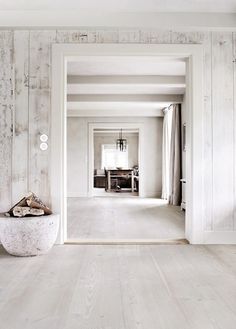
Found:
<box><xmin>51</xmin><ymin>43</ymin><xmax>204</xmax><ymax>244</ymax></box>
<box><xmin>66</xmin><ymin>56</ymin><xmax>186</xmax><ymax>243</ymax></box>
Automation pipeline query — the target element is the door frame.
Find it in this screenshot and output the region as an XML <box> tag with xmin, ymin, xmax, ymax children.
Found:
<box><xmin>88</xmin><ymin>122</ymin><xmax>144</xmax><ymax>197</ymax></box>
<box><xmin>51</xmin><ymin>43</ymin><xmax>204</xmax><ymax>244</ymax></box>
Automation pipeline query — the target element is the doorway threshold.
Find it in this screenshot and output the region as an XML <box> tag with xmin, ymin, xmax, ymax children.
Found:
<box><xmin>65</xmin><ymin>238</ymin><xmax>189</xmax><ymax>245</ymax></box>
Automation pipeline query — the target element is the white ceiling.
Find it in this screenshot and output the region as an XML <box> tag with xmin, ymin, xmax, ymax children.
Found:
<box><xmin>67</xmin><ymin>60</ymin><xmax>186</xmax><ymax>76</ymax></box>
<box><xmin>1</xmin><ymin>0</ymin><xmax>235</xmax><ymax>13</ymax></box>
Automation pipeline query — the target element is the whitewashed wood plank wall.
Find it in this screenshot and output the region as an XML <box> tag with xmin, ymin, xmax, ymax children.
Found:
<box><xmin>28</xmin><ymin>31</ymin><xmax>56</xmax><ymax>204</ymax></box>
<box><xmin>0</xmin><ymin>29</ymin><xmax>235</xmax><ymax>238</ymax></box>
<box><xmin>212</xmin><ymin>33</ymin><xmax>235</xmax><ymax>231</ymax></box>
<box><xmin>0</xmin><ymin>31</ymin><xmax>13</xmax><ymax>211</ymax></box>
<box><xmin>12</xmin><ymin>31</ymin><xmax>29</xmax><ymax>205</ymax></box>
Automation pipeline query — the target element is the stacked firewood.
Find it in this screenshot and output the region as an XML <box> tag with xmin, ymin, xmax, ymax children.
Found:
<box><xmin>5</xmin><ymin>192</ymin><xmax>52</xmax><ymax>217</ymax></box>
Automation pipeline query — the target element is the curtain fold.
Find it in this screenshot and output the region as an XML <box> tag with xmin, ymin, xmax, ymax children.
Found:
<box><xmin>161</xmin><ymin>104</ymin><xmax>182</xmax><ymax>206</ymax></box>
<box><xmin>169</xmin><ymin>104</ymin><xmax>182</xmax><ymax>206</ymax></box>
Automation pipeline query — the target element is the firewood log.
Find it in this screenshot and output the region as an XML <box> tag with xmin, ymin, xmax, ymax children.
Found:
<box><xmin>5</xmin><ymin>192</ymin><xmax>52</xmax><ymax>217</ymax></box>
<box><xmin>13</xmin><ymin>206</ymin><xmax>44</xmax><ymax>217</ymax></box>
<box><xmin>26</xmin><ymin>193</ymin><xmax>52</xmax><ymax>215</ymax></box>
<box><xmin>6</xmin><ymin>192</ymin><xmax>32</xmax><ymax>216</ymax></box>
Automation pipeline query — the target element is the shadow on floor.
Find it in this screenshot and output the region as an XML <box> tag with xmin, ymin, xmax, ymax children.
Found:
<box><xmin>0</xmin><ymin>245</ymin><xmax>12</xmax><ymax>258</ymax></box>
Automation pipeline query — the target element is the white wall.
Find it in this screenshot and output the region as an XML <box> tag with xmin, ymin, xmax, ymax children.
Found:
<box><xmin>67</xmin><ymin>117</ymin><xmax>163</xmax><ymax>197</ymax></box>
<box><xmin>94</xmin><ymin>132</ymin><xmax>139</xmax><ymax>170</ymax></box>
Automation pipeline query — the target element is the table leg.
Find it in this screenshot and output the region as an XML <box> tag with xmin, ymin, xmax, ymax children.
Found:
<box><xmin>131</xmin><ymin>171</ymin><xmax>134</xmax><ymax>192</ymax></box>
<box><xmin>108</xmin><ymin>171</ymin><xmax>111</xmax><ymax>191</ymax></box>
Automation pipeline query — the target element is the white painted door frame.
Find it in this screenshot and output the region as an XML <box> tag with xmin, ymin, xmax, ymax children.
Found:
<box><xmin>51</xmin><ymin>43</ymin><xmax>204</xmax><ymax>244</ymax></box>
<box><xmin>88</xmin><ymin>122</ymin><xmax>144</xmax><ymax>197</ymax></box>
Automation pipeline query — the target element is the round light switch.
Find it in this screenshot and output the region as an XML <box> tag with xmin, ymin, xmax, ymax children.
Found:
<box><xmin>40</xmin><ymin>134</ymin><xmax>48</xmax><ymax>142</ymax></box>
<box><xmin>40</xmin><ymin>142</ymin><xmax>48</xmax><ymax>151</ymax></box>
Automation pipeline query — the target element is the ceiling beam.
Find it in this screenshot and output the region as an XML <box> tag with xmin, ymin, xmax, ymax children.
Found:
<box><xmin>67</xmin><ymin>85</ymin><xmax>185</xmax><ymax>95</ymax></box>
<box><xmin>67</xmin><ymin>108</ymin><xmax>164</xmax><ymax>117</ymax></box>
<box><xmin>67</xmin><ymin>76</ymin><xmax>186</xmax><ymax>94</ymax></box>
<box><xmin>67</xmin><ymin>75</ymin><xmax>185</xmax><ymax>85</ymax></box>
<box><xmin>67</xmin><ymin>94</ymin><xmax>183</xmax><ymax>103</ymax></box>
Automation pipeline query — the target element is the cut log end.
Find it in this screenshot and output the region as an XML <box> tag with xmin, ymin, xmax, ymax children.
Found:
<box><xmin>13</xmin><ymin>207</ymin><xmax>44</xmax><ymax>217</ymax></box>
<box><xmin>6</xmin><ymin>192</ymin><xmax>52</xmax><ymax>218</ymax></box>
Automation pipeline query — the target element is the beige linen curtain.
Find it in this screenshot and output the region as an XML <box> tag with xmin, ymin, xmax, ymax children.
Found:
<box><xmin>161</xmin><ymin>104</ymin><xmax>182</xmax><ymax>205</ymax></box>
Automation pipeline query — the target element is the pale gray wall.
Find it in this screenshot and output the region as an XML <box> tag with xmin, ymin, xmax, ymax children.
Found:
<box><xmin>94</xmin><ymin>132</ymin><xmax>139</xmax><ymax>170</ymax></box>
<box><xmin>67</xmin><ymin>117</ymin><xmax>163</xmax><ymax>197</ymax></box>
<box><xmin>0</xmin><ymin>29</ymin><xmax>236</xmax><ymax>239</ymax></box>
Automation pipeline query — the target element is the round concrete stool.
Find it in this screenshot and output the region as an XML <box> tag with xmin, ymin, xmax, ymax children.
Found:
<box><xmin>0</xmin><ymin>214</ymin><xmax>59</xmax><ymax>256</ymax></box>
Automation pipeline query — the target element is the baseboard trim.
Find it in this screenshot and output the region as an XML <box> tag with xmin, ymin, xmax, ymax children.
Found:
<box><xmin>65</xmin><ymin>238</ymin><xmax>189</xmax><ymax>245</ymax></box>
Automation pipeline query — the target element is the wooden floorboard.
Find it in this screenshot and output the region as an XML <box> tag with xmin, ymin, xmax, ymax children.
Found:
<box><xmin>1</xmin><ymin>244</ymin><xmax>236</xmax><ymax>329</ymax></box>
<box><xmin>67</xmin><ymin>197</ymin><xmax>185</xmax><ymax>241</ymax></box>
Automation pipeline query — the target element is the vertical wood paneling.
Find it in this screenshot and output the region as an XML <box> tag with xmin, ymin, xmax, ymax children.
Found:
<box><xmin>88</xmin><ymin>30</ymin><xmax>119</xmax><ymax>43</ymax></box>
<box><xmin>212</xmin><ymin>32</ymin><xmax>234</xmax><ymax>230</ymax></box>
<box><xmin>56</xmin><ymin>30</ymin><xmax>89</xmax><ymax>43</ymax></box>
<box><xmin>0</xmin><ymin>31</ymin><xmax>13</xmax><ymax>212</ymax></box>
<box><xmin>140</xmin><ymin>30</ymin><xmax>171</xmax><ymax>43</ymax></box>
<box><xmin>171</xmin><ymin>31</ymin><xmax>204</xmax><ymax>44</ymax></box>
<box><xmin>57</xmin><ymin>29</ymin><xmax>120</xmax><ymax>44</ymax></box>
<box><xmin>118</xmin><ymin>30</ymin><xmax>140</xmax><ymax>43</ymax></box>
<box><xmin>202</xmin><ymin>32</ymin><xmax>213</xmax><ymax>231</ymax></box>
<box><xmin>28</xmin><ymin>31</ymin><xmax>56</xmax><ymax>204</ymax></box>
<box><xmin>12</xmin><ymin>31</ymin><xmax>29</xmax><ymax>204</ymax></box>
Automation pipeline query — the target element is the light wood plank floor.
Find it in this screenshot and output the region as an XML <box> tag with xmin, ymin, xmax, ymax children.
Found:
<box><xmin>67</xmin><ymin>197</ymin><xmax>185</xmax><ymax>241</ymax></box>
<box><xmin>1</xmin><ymin>244</ymin><xmax>236</xmax><ymax>329</ymax></box>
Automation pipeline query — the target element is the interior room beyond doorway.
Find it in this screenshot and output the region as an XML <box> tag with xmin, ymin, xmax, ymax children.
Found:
<box><xmin>66</xmin><ymin>53</ymin><xmax>187</xmax><ymax>243</ymax></box>
<box><xmin>93</xmin><ymin>128</ymin><xmax>139</xmax><ymax>197</ymax></box>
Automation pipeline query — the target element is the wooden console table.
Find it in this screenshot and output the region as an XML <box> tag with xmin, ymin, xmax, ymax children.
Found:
<box><xmin>107</xmin><ymin>169</ymin><xmax>134</xmax><ymax>192</ymax></box>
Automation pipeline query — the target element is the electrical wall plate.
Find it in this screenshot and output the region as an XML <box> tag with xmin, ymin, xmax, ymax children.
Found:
<box><xmin>40</xmin><ymin>134</ymin><xmax>48</xmax><ymax>142</ymax></box>
<box><xmin>40</xmin><ymin>142</ymin><xmax>48</xmax><ymax>151</ymax></box>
